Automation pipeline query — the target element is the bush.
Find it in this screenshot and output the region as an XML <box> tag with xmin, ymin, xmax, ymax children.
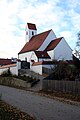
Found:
<box><xmin>50</xmin><ymin>62</ymin><xmax>78</xmax><ymax>80</ymax></box>
<box><xmin>1</xmin><ymin>69</ymin><xmax>12</xmax><ymax>77</ymax></box>
<box><xmin>13</xmin><ymin>75</ymin><xmax>35</xmax><ymax>83</ymax></box>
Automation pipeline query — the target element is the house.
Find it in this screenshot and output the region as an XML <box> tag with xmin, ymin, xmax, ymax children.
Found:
<box><xmin>0</xmin><ymin>58</ymin><xmax>21</xmax><ymax>75</ymax></box>
<box><xmin>0</xmin><ymin>58</ymin><xmax>13</xmax><ymax>66</ymax></box>
<box><xmin>18</xmin><ymin>23</ymin><xmax>73</xmax><ymax>75</ymax></box>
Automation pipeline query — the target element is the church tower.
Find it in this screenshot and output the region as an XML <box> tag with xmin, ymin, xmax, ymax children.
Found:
<box><xmin>25</xmin><ymin>23</ymin><xmax>37</xmax><ymax>42</ymax></box>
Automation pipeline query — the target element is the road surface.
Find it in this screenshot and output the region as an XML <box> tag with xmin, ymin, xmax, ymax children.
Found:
<box><xmin>0</xmin><ymin>85</ymin><xmax>80</xmax><ymax>120</ymax></box>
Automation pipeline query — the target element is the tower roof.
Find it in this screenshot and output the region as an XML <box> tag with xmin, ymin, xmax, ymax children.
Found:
<box><xmin>27</xmin><ymin>23</ymin><xmax>37</xmax><ymax>30</ymax></box>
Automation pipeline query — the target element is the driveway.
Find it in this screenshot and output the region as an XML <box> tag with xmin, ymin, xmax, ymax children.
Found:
<box><xmin>0</xmin><ymin>85</ymin><xmax>80</xmax><ymax>120</ymax></box>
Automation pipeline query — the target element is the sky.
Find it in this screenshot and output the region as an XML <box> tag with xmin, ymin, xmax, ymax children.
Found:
<box><xmin>0</xmin><ymin>0</ymin><xmax>80</xmax><ymax>58</ymax></box>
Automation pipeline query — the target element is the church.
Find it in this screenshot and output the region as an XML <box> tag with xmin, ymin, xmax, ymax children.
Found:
<box><xmin>18</xmin><ymin>23</ymin><xmax>73</xmax><ymax>75</ymax></box>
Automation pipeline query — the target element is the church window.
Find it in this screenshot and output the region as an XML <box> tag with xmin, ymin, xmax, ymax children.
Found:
<box><xmin>26</xmin><ymin>31</ymin><xmax>28</xmax><ymax>35</ymax></box>
<box><xmin>32</xmin><ymin>31</ymin><xmax>34</xmax><ymax>35</ymax></box>
<box><xmin>25</xmin><ymin>57</ymin><xmax>27</xmax><ymax>61</ymax></box>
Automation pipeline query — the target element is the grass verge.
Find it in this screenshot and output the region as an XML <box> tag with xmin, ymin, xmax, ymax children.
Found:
<box><xmin>39</xmin><ymin>90</ymin><xmax>80</xmax><ymax>104</ymax></box>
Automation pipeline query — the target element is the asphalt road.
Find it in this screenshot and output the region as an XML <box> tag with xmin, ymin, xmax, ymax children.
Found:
<box><xmin>0</xmin><ymin>85</ymin><xmax>80</xmax><ymax>120</ymax></box>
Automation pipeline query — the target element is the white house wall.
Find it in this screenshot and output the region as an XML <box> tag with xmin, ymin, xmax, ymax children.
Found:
<box><xmin>38</xmin><ymin>30</ymin><xmax>56</xmax><ymax>51</ymax></box>
<box><xmin>31</xmin><ymin>65</ymin><xmax>42</xmax><ymax>75</ymax></box>
<box><xmin>54</xmin><ymin>38</ymin><xmax>72</xmax><ymax>60</ymax></box>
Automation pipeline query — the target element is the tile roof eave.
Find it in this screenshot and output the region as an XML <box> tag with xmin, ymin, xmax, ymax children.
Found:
<box><xmin>0</xmin><ymin>63</ymin><xmax>16</xmax><ymax>69</ymax></box>
<box><xmin>18</xmin><ymin>50</ymin><xmax>32</xmax><ymax>54</ymax></box>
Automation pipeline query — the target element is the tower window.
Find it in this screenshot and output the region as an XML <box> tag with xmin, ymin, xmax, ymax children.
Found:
<box><xmin>32</xmin><ymin>31</ymin><xmax>34</xmax><ymax>35</ymax></box>
<box><xmin>26</xmin><ymin>31</ymin><xmax>28</xmax><ymax>35</ymax></box>
<box><xmin>25</xmin><ymin>57</ymin><xmax>27</xmax><ymax>61</ymax></box>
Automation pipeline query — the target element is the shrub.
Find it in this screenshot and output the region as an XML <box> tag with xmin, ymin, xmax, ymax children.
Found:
<box><xmin>1</xmin><ymin>69</ymin><xmax>12</xmax><ymax>77</ymax></box>
<box><xmin>51</xmin><ymin>62</ymin><xmax>77</xmax><ymax>80</ymax></box>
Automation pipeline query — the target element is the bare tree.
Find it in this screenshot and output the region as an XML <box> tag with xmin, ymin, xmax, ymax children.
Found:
<box><xmin>74</xmin><ymin>32</ymin><xmax>80</xmax><ymax>59</ymax></box>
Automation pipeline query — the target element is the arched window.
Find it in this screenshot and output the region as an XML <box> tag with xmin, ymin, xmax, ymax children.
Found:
<box><xmin>25</xmin><ymin>57</ymin><xmax>27</xmax><ymax>61</ymax></box>
<box><xmin>26</xmin><ymin>31</ymin><xmax>28</xmax><ymax>35</ymax></box>
<box><xmin>32</xmin><ymin>31</ymin><xmax>34</xmax><ymax>35</ymax></box>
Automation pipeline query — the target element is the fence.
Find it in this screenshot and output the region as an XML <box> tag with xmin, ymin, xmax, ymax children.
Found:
<box><xmin>42</xmin><ymin>80</ymin><xmax>80</xmax><ymax>96</ymax></box>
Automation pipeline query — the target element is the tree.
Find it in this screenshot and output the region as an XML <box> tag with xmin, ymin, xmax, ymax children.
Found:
<box><xmin>74</xmin><ymin>32</ymin><xmax>80</xmax><ymax>59</ymax></box>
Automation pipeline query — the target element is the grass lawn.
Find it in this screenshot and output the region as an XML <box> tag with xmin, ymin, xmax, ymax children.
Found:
<box><xmin>0</xmin><ymin>100</ymin><xmax>35</xmax><ymax>120</ymax></box>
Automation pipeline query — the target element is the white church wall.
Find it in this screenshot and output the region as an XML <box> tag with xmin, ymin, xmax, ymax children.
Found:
<box><xmin>47</xmin><ymin>50</ymin><xmax>55</xmax><ymax>60</ymax></box>
<box><xmin>54</xmin><ymin>38</ymin><xmax>72</xmax><ymax>60</ymax></box>
<box><xmin>39</xmin><ymin>58</ymin><xmax>51</xmax><ymax>62</ymax></box>
<box><xmin>18</xmin><ymin>51</ymin><xmax>33</xmax><ymax>62</ymax></box>
<box><xmin>38</xmin><ymin>30</ymin><xmax>56</xmax><ymax>51</ymax></box>
<box><xmin>30</xmin><ymin>52</ymin><xmax>38</xmax><ymax>62</ymax></box>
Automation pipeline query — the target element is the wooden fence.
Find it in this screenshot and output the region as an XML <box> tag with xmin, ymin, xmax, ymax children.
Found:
<box><xmin>42</xmin><ymin>80</ymin><xmax>80</xmax><ymax>96</ymax></box>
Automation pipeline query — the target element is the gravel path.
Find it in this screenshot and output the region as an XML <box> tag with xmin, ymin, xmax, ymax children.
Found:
<box><xmin>0</xmin><ymin>85</ymin><xmax>80</xmax><ymax>120</ymax></box>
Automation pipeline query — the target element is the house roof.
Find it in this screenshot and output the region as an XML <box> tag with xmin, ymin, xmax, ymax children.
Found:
<box><xmin>18</xmin><ymin>29</ymin><xmax>52</xmax><ymax>54</ymax></box>
<box><xmin>27</xmin><ymin>23</ymin><xmax>37</xmax><ymax>30</ymax></box>
<box><xmin>34</xmin><ymin>51</ymin><xmax>51</xmax><ymax>59</ymax></box>
<box><xmin>0</xmin><ymin>58</ymin><xmax>12</xmax><ymax>66</ymax></box>
<box><xmin>45</xmin><ymin>37</ymin><xmax>63</xmax><ymax>51</ymax></box>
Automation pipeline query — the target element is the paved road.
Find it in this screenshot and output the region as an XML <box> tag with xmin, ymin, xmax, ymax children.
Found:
<box><xmin>0</xmin><ymin>85</ymin><xmax>80</xmax><ymax>120</ymax></box>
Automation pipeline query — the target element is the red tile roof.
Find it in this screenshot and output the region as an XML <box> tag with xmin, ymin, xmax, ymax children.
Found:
<box><xmin>19</xmin><ymin>30</ymin><xmax>52</xmax><ymax>54</ymax></box>
<box><xmin>45</xmin><ymin>37</ymin><xmax>63</xmax><ymax>51</ymax></box>
<box><xmin>0</xmin><ymin>59</ymin><xmax>12</xmax><ymax>66</ymax></box>
<box><xmin>27</xmin><ymin>23</ymin><xmax>37</xmax><ymax>30</ymax></box>
<box><xmin>34</xmin><ymin>51</ymin><xmax>51</xmax><ymax>59</ymax></box>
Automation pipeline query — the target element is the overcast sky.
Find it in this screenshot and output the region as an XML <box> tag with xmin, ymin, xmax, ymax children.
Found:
<box><xmin>0</xmin><ymin>0</ymin><xmax>80</xmax><ymax>58</ymax></box>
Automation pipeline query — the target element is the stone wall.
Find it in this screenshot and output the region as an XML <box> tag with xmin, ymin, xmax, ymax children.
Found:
<box><xmin>0</xmin><ymin>77</ymin><xmax>28</xmax><ymax>88</ymax></box>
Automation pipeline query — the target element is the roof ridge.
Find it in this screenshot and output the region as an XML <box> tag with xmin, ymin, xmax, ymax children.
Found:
<box><xmin>34</xmin><ymin>29</ymin><xmax>52</xmax><ymax>37</ymax></box>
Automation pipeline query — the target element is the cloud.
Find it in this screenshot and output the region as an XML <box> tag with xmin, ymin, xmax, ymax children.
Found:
<box><xmin>0</xmin><ymin>0</ymin><xmax>80</xmax><ymax>58</ymax></box>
